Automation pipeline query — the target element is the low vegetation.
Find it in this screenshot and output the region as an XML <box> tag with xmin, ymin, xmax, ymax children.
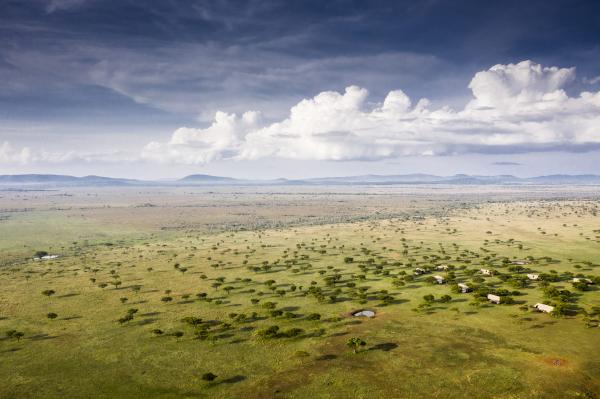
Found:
<box><xmin>0</xmin><ymin>189</ymin><xmax>599</xmax><ymax>398</ymax></box>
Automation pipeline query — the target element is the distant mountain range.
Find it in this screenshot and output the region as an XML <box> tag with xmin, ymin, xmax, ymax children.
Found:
<box><xmin>2</xmin><ymin>173</ymin><xmax>600</xmax><ymax>187</ymax></box>
<box><xmin>0</xmin><ymin>174</ymin><xmax>138</xmax><ymax>186</ymax></box>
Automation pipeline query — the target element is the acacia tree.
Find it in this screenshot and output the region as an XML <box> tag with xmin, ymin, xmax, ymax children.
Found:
<box><xmin>346</xmin><ymin>337</ymin><xmax>366</xmax><ymax>354</ymax></box>
<box><xmin>201</xmin><ymin>372</ymin><xmax>217</xmax><ymax>382</ymax></box>
<box><xmin>6</xmin><ymin>330</ymin><xmax>25</xmax><ymax>341</ymax></box>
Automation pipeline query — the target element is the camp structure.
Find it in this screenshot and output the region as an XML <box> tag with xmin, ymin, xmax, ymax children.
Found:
<box><xmin>458</xmin><ymin>283</ymin><xmax>471</xmax><ymax>293</ymax></box>
<box><xmin>534</xmin><ymin>303</ymin><xmax>554</xmax><ymax>313</ymax></box>
<box><xmin>33</xmin><ymin>255</ymin><xmax>60</xmax><ymax>261</ymax></box>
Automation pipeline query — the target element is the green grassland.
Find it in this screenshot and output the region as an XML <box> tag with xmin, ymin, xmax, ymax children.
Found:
<box><xmin>1</xmin><ymin>199</ymin><xmax>599</xmax><ymax>398</ymax></box>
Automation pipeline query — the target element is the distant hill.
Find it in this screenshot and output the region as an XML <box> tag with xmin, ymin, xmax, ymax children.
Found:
<box><xmin>179</xmin><ymin>174</ymin><xmax>240</xmax><ymax>183</ymax></box>
<box><xmin>524</xmin><ymin>174</ymin><xmax>600</xmax><ymax>184</ymax></box>
<box><xmin>299</xmin><ymin>174</ymin><xmax>444</xmax><ymax>184</ymax></box>
<box><xmin>0</xmin><ymin>174</ymin><xmax>79</xmax><ymax>183</ymax></box>
<box><xmin>0</xmin><ymin>174</ymin><xmax>139</xmax><ymax>186</ymax></box>
<box><xmin>1</xmin><ymin>173</ymin><xmax>600</xmax><ymax>187</ymax></box>
<box><xmin>298</xmin><ymin>174</ymin><xmax>600</xmax><ymax>185</ymax></box>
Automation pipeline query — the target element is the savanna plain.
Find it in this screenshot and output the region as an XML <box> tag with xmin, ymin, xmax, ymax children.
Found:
<box><xmin>1</xmin><ymin>185</ymin><xmax>599</xmax><ymax>399</ymax></box>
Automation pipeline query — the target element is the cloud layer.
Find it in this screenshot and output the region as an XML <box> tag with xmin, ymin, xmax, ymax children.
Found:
<box><xmin>2</xmin><ymin>61</ymin><xmax>599</xmax><ymax>166</ymax></box>
<box><xmin>142</xmin><ymin>61</ymin><xmax>600</xmax><ymax>164</ymax></box>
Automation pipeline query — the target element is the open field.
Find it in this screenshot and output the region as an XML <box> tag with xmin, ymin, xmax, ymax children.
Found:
<box><xmin>1</xmin><ymin>186</ymin><xmax>599</xmax><ymax>398</ymax></box>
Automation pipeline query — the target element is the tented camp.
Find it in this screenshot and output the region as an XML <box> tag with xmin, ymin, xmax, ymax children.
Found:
<box><xmin>34</xmin><ymin>255</ymin><xmax>60</xmax><ymax>261</ymax></box>
<box><xmin>433</xmin><ymin>275</ymin><xmax>445</xmax><ymax>284</ymax></box>
<box><xmin>458</xmin><ymin>283</ymin><xmax>471</xmax><ymax>293</ymax></box>
<box><xmin>352</xmin><ymin>310</ymin><xmax>376</xmax><ymax>318</ymax></box>
<box><xmin>534</xmin><ymin>303</ymin><xmax>554</xmax><ymax>313</ymax></box>
<box><xmin>487</xmin><ymin>294</ymin><xmax>501</xmax><ymax>304</ymax></box>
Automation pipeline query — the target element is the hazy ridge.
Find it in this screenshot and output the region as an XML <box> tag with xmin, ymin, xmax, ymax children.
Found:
<box><xmin>2</xmin><ymin>173</ymin><xmax>600</xmax><ymax>187</ymax></box>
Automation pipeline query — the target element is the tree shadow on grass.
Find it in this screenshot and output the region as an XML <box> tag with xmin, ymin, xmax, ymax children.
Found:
<box><xmin>140</xmin><ymin>312</ymin><xmax>160</xmax><ymax>317</ymax></box>
<box><xmin>369</xmin><ymin>342</ymin><xmax>398</xmax><ymax>352</ymax></box>
<box><xmin>315</xmin><ymin>354</ymin><xmax>337</xmax><ymax>361</ymax></box>
<box><xmin>422</xmin><ymin>310</ymin><xmax>437</xmax><ymax>315</ymax></box>
<box><xmin>214</xmin><ymin>333</ymin><xmax>235</xmax><ymax>340</ymax></box>
<box><xmin>380</xmin><ymin>298</ymin><xmax>409</xmax><ymax>306</ymax></box>
<box><xmin>329</xmin><ymin>331</ymin><xmax>349</xmax><ymax>337</ymax></box>
<box><xmin>137</xmin><ymin>318</ymin><xmax>158</xmax><ymax>326</ymax></box>
<box><xmin>303</xmin><ymin>329</ymin><xmax>326</xmax><ymax>338</ymax></box>
<box><xmin>28</xmin><ymin>333</ymin><xmax>58</xmax><ymax>341</ymax></box>
<box><xmin>250</xmin><ymin>316</ymin><xmax>268</xmax><ymax>322</ymax></box>
<box><xmin>220</xmin><ymin>375</ymin><xmax>247</xmax><ymax>384</ymax></box>
<box><xmin>58</xmin><ymin>293</ymin><xmax>80</xmax><ymax>298</ymax></box>
<box><xmin>0</xmin><ymin>347</ymin><xmax>22</xmax><ymax>353</ymax></box>
<box><xmin>529</xmin><ymin>324</ymin><xmax>546</xmax><ymax>329</ymax></box>
<box><xmin>331</xmin><ymin>297</ymin><xmax>353</xmax><ymax>303</ymax></box>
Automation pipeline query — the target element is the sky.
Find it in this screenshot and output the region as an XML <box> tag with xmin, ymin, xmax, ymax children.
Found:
<box><xmin>1</xmin><ymin>0</ymin><xmax>600</xmax><ymax>179</ymax></box>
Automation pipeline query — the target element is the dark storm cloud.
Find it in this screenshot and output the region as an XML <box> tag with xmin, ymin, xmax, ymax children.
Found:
<box><xmin>2</xmin><ymin>0</ymin><xmax>600</xmax><ymax>122</ymax></box>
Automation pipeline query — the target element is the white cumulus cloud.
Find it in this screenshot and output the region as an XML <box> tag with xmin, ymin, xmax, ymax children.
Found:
<box><xmin>0</xmin><ymin>142</ymin><xmax>33</xmax><ymax>164</ymax></box>
<box><xmin>4</xmin><ymin>60</ymin><xmax>600</xmax><ymax>166</ymax></box>
<box><xmin>144</xmin><ymin>60</ymin><xmax>600</xmax><ymax>164</ymax></box>
<box><xmin>142</xmin><ymin>111</ymin><xmax>261</xmax><ymax>164</ymax></box>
